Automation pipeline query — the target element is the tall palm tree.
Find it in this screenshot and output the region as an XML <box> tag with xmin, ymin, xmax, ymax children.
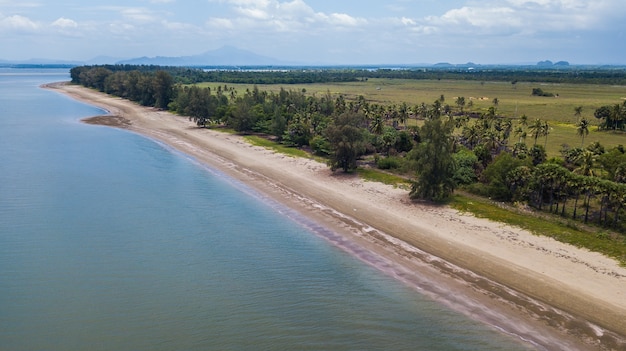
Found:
<box><xmin>514</xmin><ymin>126</ymin><xmax>527</xmax><ymax>143</ymax></box>
<box><xmin>462</xmin><ymin>124</ymin><xmax>481</xmax><ymax>149</ymax></box>
<box><xmin>519</xmin><ymin>114</ymin><xmax>529</xmax><ymax>128</ymax></box>
<box><xmin>576</xmin><ymin>117</ymin><xmax>590</xmax><ymax>147</ymax></box>
<box><xmin>370</xmin><ymin>112</ymin><xmax>384</xmax><ymax>135</ymax></box>
<box><xmin>574</xmin><ymin>106</ymin><xmax>583</xmax><ymax>123</ymax></box>
<box><xmin>529</xmin><ymin>118</ymin><xmax>544</xmax><ymax>145</ymax></box>
<box><xmin>543</xmin><ymin>120</ymin><xmax>551</xmax><ymax>148</ymax></box>
<box><xmin>573</xmin><ymin>149</ymin><xmax>598</xmax><ymax>177</ymax></box>
<box><xmin>398</xmin><ymin>102</ymin><xmax>409</xmax><ymax>130</ymax></box>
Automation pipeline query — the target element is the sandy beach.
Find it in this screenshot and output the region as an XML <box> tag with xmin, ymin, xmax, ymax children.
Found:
<box><xmin>47</xmin><ymin>82</ymin><xmax>626</xmax><ymax>350</ymax></box>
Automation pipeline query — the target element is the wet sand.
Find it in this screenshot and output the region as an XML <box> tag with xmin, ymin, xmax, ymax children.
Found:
<box><xmin>46</xmin><ymin>82</ymin><xmax>626</xmax><ymax>350</ymax></box>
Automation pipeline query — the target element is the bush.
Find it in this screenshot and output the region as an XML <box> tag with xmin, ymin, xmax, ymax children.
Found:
<box><xmin>377</xmin><ymin>156</ymin><xmax>402</xmax><ymax>170</ymax></box>
<box><xmin>310</xmin><ymin>135</ymin><xmax>331</xmax><ymax>156</ymax></box>
<box><xmin>531</xmin><ymin>87</ymin><xmax>555</xmax><ymax>97</ymax></box>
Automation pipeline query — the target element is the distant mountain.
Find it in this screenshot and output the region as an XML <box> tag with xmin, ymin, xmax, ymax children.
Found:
<box><xmin>116</xmin><ymin>46</ymin><xmax>290</xmax><ymax>66</ymax></box>
<box><xmin>0</xmin><ymin>58</ymin><xmax>83</xmax><ymax>66</ymax></box>
<box><xmin>86</xmin><ymin>55</ymin><xmax>126</xmax><ymax>65</ymax></box>
<box><xmin>537</xmin><ymin>60</ymin><xmax>570</xmax><ymax>67</ymax></box>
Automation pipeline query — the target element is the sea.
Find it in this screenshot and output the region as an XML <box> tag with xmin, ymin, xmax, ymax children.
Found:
<box><xmin>0</xmin><ymin>69</ymin><xmax>536</xmax><ymax>350</ymax></box>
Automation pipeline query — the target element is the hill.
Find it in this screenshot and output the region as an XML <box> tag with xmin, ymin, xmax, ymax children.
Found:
<box><xmin>116</xmin><ymin>46</ymin><xmax>289</xmax><ymax>66</ymax></box>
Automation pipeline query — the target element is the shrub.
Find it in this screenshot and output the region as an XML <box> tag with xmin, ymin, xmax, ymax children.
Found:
<box><xmin>377</xmin><ymin>156</ymin><xmax>402</xmax><ymax>170</ymax></box>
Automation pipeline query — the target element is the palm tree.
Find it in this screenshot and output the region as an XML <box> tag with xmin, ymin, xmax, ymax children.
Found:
<box><xmin>529</xmin><ymin>118</ymin><xmax>544</xmax><ymax>145</ymax></box>
<box><xmin>501</xmin><ymin>119</ymin><xmax>513</xmax><ymax>146</ymax></box>
<box><xmin>398</xmin><ymin>102</ymin><xmax>409</xmax><ymax>130</ymax></box>
<box><xmin>370</xmin><ymin>112</ymin><xmax>384</xmax><ymax>135</ymax></box>
<box><xmin>543</xmin><ymin>120</ymin><xmax>551</xmax><ymax>148</ymax></box>
<box><xmin>573</xmin><ymin>149</ymin><xmax>598</xmax><ymax>177</ymax></box>
<box><xmin>462</xmin><ymin>124</ymin><xmax>481</xmax><ymax>149</ymax></box>
<box><xmin>514</xmin><ymin>126</ymin><xmax>527</xmax><ymax>143</ymax></box>
<box><xmin>574</xmin><ymin>106</ymin><xmax>583</xmax><ymax>123</ymax></box>
<box><xmin>576</xmin><ymin>117</ymin><xmax>590</xmax><ymax>147</ymax></box>
<box><xmin>482</xmin><ymin>130</ymin><xmax>501</xmax><ymax>154</ymax></box>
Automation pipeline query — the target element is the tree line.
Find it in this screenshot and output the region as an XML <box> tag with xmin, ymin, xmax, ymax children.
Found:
<box><xmin>71</xmin><ymin>65</ymin><xmax>626</xmax><ymax>232</ymax></box>
<box><xmin>71</xmin><ymin>64</ymin><xmax>626</xmax><ymax>86</ymax></box>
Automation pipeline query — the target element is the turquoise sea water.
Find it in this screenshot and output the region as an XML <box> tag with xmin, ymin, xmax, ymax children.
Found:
<box><xmin>0</xmin><ymin>69</ymin><xmax>535</xmax><ymax>350</ymax></box>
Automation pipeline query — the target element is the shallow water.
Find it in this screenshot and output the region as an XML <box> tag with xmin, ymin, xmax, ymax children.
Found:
<box><xmin>0</xmin><ymin>69</ymin><xmax>536</xmax><ymax>350</ymax></box>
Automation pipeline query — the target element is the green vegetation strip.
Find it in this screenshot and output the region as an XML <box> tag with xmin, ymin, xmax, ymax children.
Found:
<box><xmin>242</xmin><ymin>135</ymin><xmax>319</xmax><ymax>160</ymax></box>
<box><xmin>239</xmin><ymin>134</ymin><xmax>626</xmax><ymax>266</ymax></box>
<box><xmin>357</xmin><ymin>168</ymin><xmax>412</xmax><ymax>188</ymax></box>
<box><xmin>451</xmin><ymin>194</ymin><xmax>626</xmax><ymax>266</ymax></box>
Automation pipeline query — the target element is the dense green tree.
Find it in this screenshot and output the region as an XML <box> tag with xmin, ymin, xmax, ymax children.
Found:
<box><xmin>325</xmin><ymin>111</ymin><xmax>368</xmax><ymax>172</ymax></box>
<box><xmin>153</xmin><ymin>71</ymin><xmax>174</xmax><ymax>109</ymax></box>
<box><xmin>482</xmin><ymin>152</ymin><xmax>529</xmax><ymax>201</ymax></box>
<box><xmin>529</xmin><ymin>145</ymin><xmax>547</xmax><ymax>165</ymax></box>
<box><xmin>576</xmin><ymin>117</ymin><xmax>590</xmax><ymax>147</ymax></box>
<box><xmin>283</xmin><ymin>114</ymin><xmax>311</xmax><ymax>147</ymax></box>
<box><xmin>452</xmin><ymin>149</ymin><xmax>478</xmax><ymax>186</ymax></box>
<box><xmin>408</xmin><ymin>116</ymin><xmax>456</xmax><ymax>201</ymax></box>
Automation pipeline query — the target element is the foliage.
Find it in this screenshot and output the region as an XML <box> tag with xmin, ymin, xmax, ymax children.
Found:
<box><xmin>71</xmin><ymin>64</ymin><xmax>626</xmax><ymax>234</ymax></box>
<box><xmin>408</xmin><ymin>115</ymin><xmax>456</xmax><ymax>202</ymax></box>
<box><xmin>531</xmin><ymin>87</ymin><xmax>556</xmax><ymax>97</ymax></box>
<box><xmin>594</xmin><ymin>101</ymin><xmax>626</xmax><ymax>131</ymax></box>
<box><xmin>481</xmin><ymin>152</ymin><xmax>530</xmax><ymax>201</ymax></box>
<box><xmin>452</xmin><ymin>149</ymin><xmax>479</xmax><ymax>185</ymax></box>
<box><xmin>243</xmin><ymin>135</ymin><xmax>311</xmax><ymax>158</ymax></box>
<box><xmin>324</xmin><ymin>111</ymin><xmax>368</xmax><ymax>172</ymax></box>
<box><xmin>357</xmin><ymin>168</ymin><xmax>411</xmax><ymax>188</ymax></box>
<box><xmin>376</xmin><ymin>156</ymin><xmax>403</xmax><ymax>170</ymax></box>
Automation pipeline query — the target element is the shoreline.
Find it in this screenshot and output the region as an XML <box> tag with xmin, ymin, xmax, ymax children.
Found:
<box><xmin>45</xmin><ymin>82</ymin><xmax>626</xmax><ymax>350</ymax></box>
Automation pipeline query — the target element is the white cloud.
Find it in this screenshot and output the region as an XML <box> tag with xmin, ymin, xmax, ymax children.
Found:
<box><xmin>206</xmin><ymin>17</ymin><xmax>234</xmax><ymax>29</ymax></box>
<box><xmin>206</xmin><ymin>0</ymin><xmax>367</xmax><ymax>32</ymax></box>
<box><xmin>121</xmin><ymin>8</ymin><xmax>159</xmax><ymax>23</ymax></box>
<box><xmin>52</xmin><ymin>17</ymin><xmax>78</xmax><ymax>29</ymax></box>
<box><xmin>400</xmin><ymin>17</ymin><xmax>416</xmax><ymax>26</ymax></box>
<box><xmin>397</xmin><ymin>0</ymin><xmax>626</xmax><ymax>39</ymax></box>
<box><xmin>108</xmin><ymin>22</ymin><xmax>135</xmax><ymax>35</ymax></box>
<box><xmin>325</xmin><ymin>13</ymin><xmax>365</xmax><ymax>27</ymax></box>
<box><xmin>0</xmin><ymin>14</ymin><xmax>39</xmax><ymax>32</ymax></box>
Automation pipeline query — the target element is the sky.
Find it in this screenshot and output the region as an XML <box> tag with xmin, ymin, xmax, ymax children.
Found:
<box><xmin>0</xmin><ymin>0</ymin><xmax>624</xmax><ymax>65</ymax></box>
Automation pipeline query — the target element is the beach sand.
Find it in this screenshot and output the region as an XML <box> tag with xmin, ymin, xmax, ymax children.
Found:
<box><xmin>47</xmin><ymin>82</ymin><xmax>626</xmax><ymax>350</ymax></box>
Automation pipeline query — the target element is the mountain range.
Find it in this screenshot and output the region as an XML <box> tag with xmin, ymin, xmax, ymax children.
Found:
<box><xmin>0</xmin><ymin>46</ymin><xmax>589</xmax><ymax>68</ymax></box>
<box><xmin>116</xmin><ymin>46</ymin><xmax>290</xmax><ymax>66</ymax></box>
<box><xmin>0</xmin><ymin>46</ymin><xmax>292</xmax><ymax>67</ymax></box>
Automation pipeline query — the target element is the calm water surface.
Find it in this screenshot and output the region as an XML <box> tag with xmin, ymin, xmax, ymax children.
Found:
<box><xmin>0</xmin><ymin>69</ymin><xmax>535</xmax><ymax>350</ymax></box>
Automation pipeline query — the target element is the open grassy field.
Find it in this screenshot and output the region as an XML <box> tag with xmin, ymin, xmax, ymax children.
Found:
<box><xmin>195</xmin><ymin>78</ymin><xmax>626</xmax><ymax>156</ymax></box>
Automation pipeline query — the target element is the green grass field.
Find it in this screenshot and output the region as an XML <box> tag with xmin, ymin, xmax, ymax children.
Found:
<box><xmin>196</xmin><ymin>78</ymin><xmax>626</xmax><ymax>155</ymax></box>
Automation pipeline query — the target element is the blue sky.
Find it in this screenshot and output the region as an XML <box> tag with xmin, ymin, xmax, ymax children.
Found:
<box><xmin>0</xmin><ymin>0</ymin><xmax>624</xmax><ymax>64</ymax></box>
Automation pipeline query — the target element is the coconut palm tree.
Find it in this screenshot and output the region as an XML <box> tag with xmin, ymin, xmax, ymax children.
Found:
<box><xmin>398</xmin><ymin>102</ymin><xmax>409</xmax><ymax>130</ymax></box>
<box><xmin>462</xmin><ymin>123</ymin><xmax>482</xmax><ymax>149</ymax></box>
<box><xmin>529</xmin><ymin>118</ymin><xmax>544</xmax><ymax>145</ymax></box>
<box><xmin>514</xmin><ymin>126</ymin><xmax>527</xmax><ymax>144</ymax></box>
<box><xmin>576</xmin><ymin>117</ymin><xmax>590</xmax><ymax>147</ymax></box>
<box><xmin>573</xmin><ymin>149</ymin><xmax>598</xmax><ymax>177</ymax></box>
<box><xmin>541</xmin><ymin>121</ymin><xmax>551</xmax><ymax>148</ymax></box>
<box><xmin>519</xmin><ymin>114</ymin><xmax>529</xmax><ymax>128</ymax></box>
<box><xmin>574</xmin><ymin>106</ymin><xmax>583</xmax><ymax>123</ymax></box>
